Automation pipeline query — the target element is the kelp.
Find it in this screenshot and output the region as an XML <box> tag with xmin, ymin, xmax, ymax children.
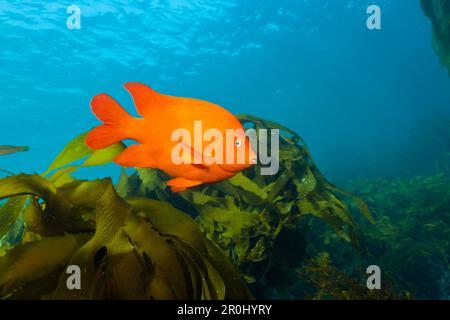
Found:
<box><xmin>0</xmin><ymin>148</ymin><xmax>251</xmax><ymax>299</ymax></box>
<box><xmin>0</xmin><ymin>136</ymin><xmax>125</xmax><ymax>246</ymax></box>
<box><xmin>114</xmin><ymin>115</ymin><xmax>373</xmax><ymax>288</ymax></box>
<box><xmin>421</xmin><ymin>0</ymin><xmax>450</xmax><ymax>75</ymax></box>
<box><xmin>352</xmin><ymin>174</ymin><xmax>450</xmax><ymax>299</ymax></box>
<box><xmin>298</xmin><ymin>253</ymin><xmax>409</xmax><ymax>300</ymax></box>
<box><xmin>307</xmin><ymin>173</ymin><xmax>450</xmax><ymax>299</ymax></box>
<box><xmin>44</xmin><ymin>132</ymin><xmax>127</xmax><ymax>175</ymax></box>
<box><xmin>0</xmin><ymin>115</ymin><xmax>374</xmax><ymax>299</ymax></box>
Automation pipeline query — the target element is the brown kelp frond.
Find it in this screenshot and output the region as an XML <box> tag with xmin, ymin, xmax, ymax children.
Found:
<box><xmin>43</xmin><ymin>131</ymin><xmax>126</xmax><ymax>176</ymax></box>
<box><xmin>0</xmin><ymin>175</ymin><xmax>251</xmax><ymax>299</ymax></box>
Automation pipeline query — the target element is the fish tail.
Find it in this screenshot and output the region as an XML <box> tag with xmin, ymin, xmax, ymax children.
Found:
<box><xmin>86</xmin><ymin>93</ymin><xmax>134</xmax><ymax>149</ymax></box>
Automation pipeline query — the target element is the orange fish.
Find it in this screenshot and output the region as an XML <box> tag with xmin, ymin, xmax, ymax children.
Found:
<box><xmin>86</xmin><ymin>82</ymin><xmax>257</xmax><ymax>192</ymax></box>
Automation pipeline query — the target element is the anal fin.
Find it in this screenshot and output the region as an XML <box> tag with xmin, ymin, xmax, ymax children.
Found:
<box><xmin>166</xmin><ymin>177</ymin><xmax>202</xmax><ymax>192</ymax></box>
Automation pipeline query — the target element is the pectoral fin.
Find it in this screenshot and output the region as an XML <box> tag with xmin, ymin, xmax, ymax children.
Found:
<box><xmin>179</xmin><ymin>141</ymin><xmax>215</xmax><ymax>168</ymax></box>
<box><xmin>114</xmin><ymin>144</ymin><xmax>159</xmax><ymax>168</ymax></box>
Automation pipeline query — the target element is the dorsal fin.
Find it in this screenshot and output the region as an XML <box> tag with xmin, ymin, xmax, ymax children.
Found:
<box><xmin>123</xmin><ymin>82</ymin><xmax>174</xmax><ymax>117</ymax></box>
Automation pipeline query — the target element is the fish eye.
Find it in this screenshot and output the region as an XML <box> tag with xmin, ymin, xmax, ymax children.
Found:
<box><xmin>235</xmin><ymin>140</ymin><xmax>242</xmax><ymax>147</ymax></box>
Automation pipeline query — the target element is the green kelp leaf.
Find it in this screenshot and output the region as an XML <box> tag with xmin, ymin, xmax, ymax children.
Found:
<box><xmin>49</xmin><ymin>181</ymin><xmax>132</xmax><ymax>299</ymax></box>
<box><xmin>5</xmin><ymin>267</ymin><xmax>65</xmax><ymax>300</ymax></box>
<box><xmin>82</xmin><ymin>142</ymin><xmax>125</xmax><ymax>167</ymax></box>
<box><xmin>0</xmin><ymin>174</ymin><xmax>57</xmax><ymax>204</ymax></box>
<box><xmin>212</xmin><ymin>181</ymin><xmax>241</xmax><ymax>199</ymax></box>
<box><xmin>233</xmin><ymin>188</ymin><xmax>264</xmax><ymax>206</ymax></box>
<box><xmin>275</xmin><ymin>200</ymin><xmax>296</xmax><ymax>215</ymax></box>
<box><xmin>0</xmin><ymin>234</ymin><xmax>89</xmax><ymax>298</ymax></box>
<box><xmin>125</xmin><ymin>214</ymin><xmax>188</xmax><ymax>299</ymax></box>
<box><xmin>322</xmin><ymin>192</ymin><xmax>355</xmax><ymax>228</ymax></box>
<box><xmin>200</xmin><ymin>206</ymin><xmax>260</xmax><ymax>228</ymax></box>
<box><xmin>127</xmin><ymin>198</ymin><xmax>208</xmax><ymax>255</ymax></box>
<box><xmin>116</xmin><ymin>170</ymin><xmax>131</xmax><ymax>198</ymax></box>
<box><xmin>172</xmin><ymin>244</ymin><xmax>203</xmax><ymax>299</ymax></box>
<box><xmin>59</xmin><ymin>179</ymin><xmax>109</xmax><ymax>209</ymax></box>
<box><xmin>323</xmin><ymin>182</ymin><xmax>375</xmax><ymax>224</ymax></box>
<box><xmin>45</xmin><ymin>132</ymin><xmax>125</xmax><ymax>174</ymax></box>
<box><xmin>193</xmin><ymin>248</ymin><xmax>226</xmax><ymax>300</ymax></box>
<box><xmin>190</xmin><ymin>191</ymin><xmax>223</xmax><ymax>206</ymax></box>
<box><xmin>136</xmin><ymin>168</ymin><xmax>166</xmax><ymax>194</ymax></box>
<box><xmin>229</xmin><ymin>173</ymin><xmax>268</xmax><ymax>200</ymax></box>
<box><xmin>46</xmin><ymin>132</ymin><xmax>92</xmax><ymax>173</ymax></box>
<box><xmin>293</xmin><ymin>167</ymin><xmax>317</xmax><ymax>196</ymax></box>
<box><xmin>297</xmin><ymin>199</ymin><xmax>352</xmax><ymax>243</ymax></box>
<box><xmin>146</xmin><ymin>264</ymin><xmax>177</xmax><ymax>299</ymax></box>
<box><xmin>0</xmin><ymin>197</ymin><xmax>27</xmax><ymax>239</ymax></box>
<box><xmin>174</xmin><ymin>241</ymin><xmax>212</xmax><ymax>299</ymax></box>
<box><xmin>48</xmin><ymin>166</ymin><xmax>78</xmax><ymax>187</ymax></box>
<box><xmin>103</xmin><ymin>229</ymin><xmax>147</xmax><ymax>299</ymax></box>
<box><xmin>203</xmin><ymin>239</ymin><xmax>252</xmax><ymax>299</ymax></box>
<box><xmin>224</xmin><ymin>195</ymin><xmax>239</xmax><ymax>211</ymax></box>
<box><xmin>263</xmin><ymin>172</ymin><xmax>292</xmax><ymax>202</ymax></box>
<box><xmin>246</xmin><ymin>238</ymin><xmax>266</xmax><ymax>263</ymax></box>
<box><xmin>279</xmin><ymin>144</ymin><xmax>303</xmax><ymax>161</ymax></box>
<box><xmin>1</xmin><ymin>211</ymin><xmax>25</xmax><ymax>246</ymax></box>
<box><xmin>353</xmin><ymin>197</ymin><xmax>375</xmax><ymax>224</ymax></box>
<box><xmin>233</xmin><ymin>239</ymin><xmax>250</xmax><ymax>261</ymax></box>
<box><xmin>172</xmin><ymin>238</ymin><xmax>225</xmax><ymax>300</ymax></box>
<box><xmin>199</xmin><ymin>206</ymin><xmax>260</xmax><ymax>243</ymax></box>
<box><xmin>0</xmin><ymin>174</ymin><xmax>75</xmax><ymax>233</ymax></box>
<box><xmin>22</xmin><ymin>197</ymin><xmax>55</xmax><ymax>237</ymax></box>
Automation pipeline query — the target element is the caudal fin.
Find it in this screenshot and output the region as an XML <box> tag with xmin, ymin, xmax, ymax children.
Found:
<box><xmin>86</xmin><ymin>93</ymin><xmax>133</xmax><ymax>149</ymax></box>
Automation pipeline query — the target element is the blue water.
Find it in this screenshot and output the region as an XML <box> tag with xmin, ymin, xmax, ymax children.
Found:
<box><xmin>1</xmin><ymin>0</ymin><xmax>449</xmax><ymax>183</ymax></box>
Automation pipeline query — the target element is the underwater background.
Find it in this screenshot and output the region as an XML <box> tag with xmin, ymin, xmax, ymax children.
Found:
<box><xmin>0</xmin><ymin>0</ymin><xmax>449</xmax><ymax>300</ymax></box>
